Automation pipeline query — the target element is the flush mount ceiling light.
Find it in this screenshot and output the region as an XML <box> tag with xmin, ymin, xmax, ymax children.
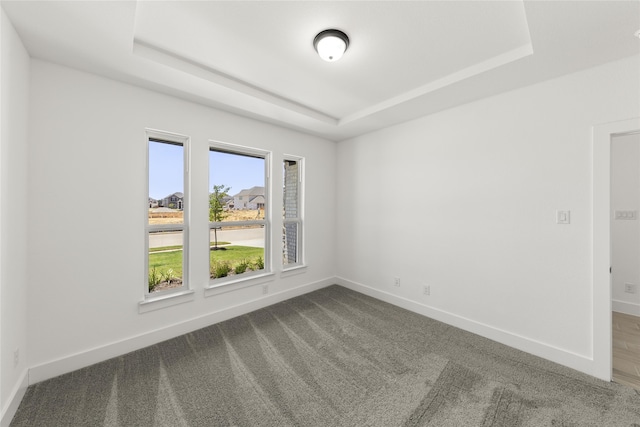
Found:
<box><xmin>635</xmin><ymin>29</ymin><xmax>640</xmax><ymax>39</ymax></box>
<box><xmin>313</xmin><ymin>29</ymin><xmax>349</xmax><ymax>62</ymax></box>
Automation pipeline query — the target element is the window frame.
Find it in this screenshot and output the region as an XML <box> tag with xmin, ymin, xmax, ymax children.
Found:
<box><xmin>206</xmin><ymin>140</ymin><xmax>272</xmax><ymax>291</ymax></box>
<box><xmin>143</xmin><ymin>129</ymin><xmax>191</xmax><ymax>305</ymax></box>
<box><xmin>282</xmin><ymin>155</ymin><xmax>305</xmax><ymax>272</ymax></box>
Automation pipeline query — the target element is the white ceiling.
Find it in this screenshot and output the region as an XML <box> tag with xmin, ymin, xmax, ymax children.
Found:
<box><xmin>3</xmin><ymin>1</ymin><xmax>639</xmax><ymax>142</ymax></box>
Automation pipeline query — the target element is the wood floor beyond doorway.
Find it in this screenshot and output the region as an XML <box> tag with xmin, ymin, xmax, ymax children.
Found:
<box><xmin>612</xmin><ymin>311</ymin><xmax>640</xmax><ymax>390</ymax></box>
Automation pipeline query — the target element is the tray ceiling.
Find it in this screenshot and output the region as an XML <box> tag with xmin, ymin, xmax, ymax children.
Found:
<box><xmin>3</xmin><ymin>1</ymin><xmax>639</xmax><ymax>141</ymax></box>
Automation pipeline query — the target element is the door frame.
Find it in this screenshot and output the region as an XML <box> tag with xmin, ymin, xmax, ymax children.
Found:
<box><xmin>593</xmin><ymin>117</ymin><xmax>640</xmax><ymax>380</ymax></box>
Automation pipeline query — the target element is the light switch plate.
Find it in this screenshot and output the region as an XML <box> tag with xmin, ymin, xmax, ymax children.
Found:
<box><xmin>614</xmin><ymin>210</ymin><xmax>637</xmax><ymax>220</ymax></box>
<box><xmin>556</xmin><ymin>210</ymin><xmax>570</xmax><ymax>224</ymax></box>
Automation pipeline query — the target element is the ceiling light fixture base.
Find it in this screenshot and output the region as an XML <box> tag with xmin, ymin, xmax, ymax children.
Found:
<box><xmin>313</xmin><ymin>29</ymin><xmax>349</xmax><ymax>62</ymax></box>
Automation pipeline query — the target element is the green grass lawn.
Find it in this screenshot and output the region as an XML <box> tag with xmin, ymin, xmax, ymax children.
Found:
<box><xmin>148</xmin><ymin>245</ymin><xmax>264</xmax><ymax>279</ymax></box>
<box><xmin>209</xmin><ymin>246</ymin><xmax>263</xmax><ymax>264</ymax></box>
<box><xmin>148</xmin><ymin>250</ymin><xmax>183</xmax><ymax>277</ymax></box>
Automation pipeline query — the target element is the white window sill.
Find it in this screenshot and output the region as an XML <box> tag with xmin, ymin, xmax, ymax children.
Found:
<box><xmin>281</xmin><ymin>265</ymin><xmax>307</xmax><ymax>278</ymax></box>
<box><xmin>139</xmin><ymin>289</ymin><xmax>195</xmax><ymax>314</ymax></box>
<box><xmin>205</xmin><ymin>272</ymin><xmax>275</xmax><ymax>297</ymax></box>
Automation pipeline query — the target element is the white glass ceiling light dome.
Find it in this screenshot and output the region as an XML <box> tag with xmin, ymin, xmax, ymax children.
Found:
<box><xmin>313</xmin><ymin>29</ymin><xmax>349</xmax><ymax>62</ymax></box>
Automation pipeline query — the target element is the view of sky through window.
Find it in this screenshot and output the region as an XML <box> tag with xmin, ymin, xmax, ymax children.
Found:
<box><xmin>148</xmin><ymin>141</ymin><xmax>183</xmax><ymax>200</ymax></box>
<box><xmin>209</xmin><ymin>150</ymin><xmax>264</xmax><ymax>195</ymax></box>
<box><xmin>148</xmin><ymin>144</ymin><xmax>265</xmax><ymax>200</ymax></box>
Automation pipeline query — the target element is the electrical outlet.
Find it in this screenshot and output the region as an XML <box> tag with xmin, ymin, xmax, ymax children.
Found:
<box><xmin>556</xmin><ymin>210</ymin><xmax>570</xmax><ymax>224</ymax></box>
<box><xmin>262</xmin><ymin>285</ymin><xmax>269</xmax><ymax>295</ymax></box>
<box><xmin>624</xmin><ymin>283</ymin><xmax>637</xmax><ymax>294</ymax></box>
<box><xmin>423</xmin><ymin>285</ymin><xmax>430</xmax><ymax>296</ymax></box>
<box><xmin>13</xmin><ymin>349</ymin><xmax>19</xmax><ymax>368</ymax></box>
<box><xmin>394</xmin><ymin>277</ymin><xmax>401</xmax><ymax>287</ymax></box>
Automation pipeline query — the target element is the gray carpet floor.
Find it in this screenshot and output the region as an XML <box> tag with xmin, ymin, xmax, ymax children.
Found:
<box><xmin>10</xmin><ymin>285</ymin><xmax>640</xmax><ymax>426</ymax></box>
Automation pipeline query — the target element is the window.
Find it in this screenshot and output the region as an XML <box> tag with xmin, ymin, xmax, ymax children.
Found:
<box><xmin>209</xmin><ymin>142</ymin><xmax>270</xmax><ymax>285</ymax></box>
<box><xmin>283</xmin><ymin>157</ymin><xmax>303</xmax><ymax>268</ymax></box>
<box><xmin>146</xmin><ymin>131</ymin><xmax>189</xmax><ymax>297</ymax></box>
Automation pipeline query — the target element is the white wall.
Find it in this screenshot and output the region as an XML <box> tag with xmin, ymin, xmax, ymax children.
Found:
<box><xmin>336</xmin><ymin>55</ymin><xmax>640</xmax><ymax>377</ymax></box>
<box><xmin>0</xmin><ymin>8</ymin><xmax>30</xmax><ymax>426</ymax></box>
<box><xmin>611</xmin><ymin>132</ymin><xmax>640</xmax><ymax>315</ymax></box>
<box><xmin>26</xmin><ymin>60</ymin><xmax>336</xmax><ymax>381</ymax></box>
<box><xmin>6</xmin><ymin>14</ymin><xmax>639</xmax><ymax>408</ymax></box>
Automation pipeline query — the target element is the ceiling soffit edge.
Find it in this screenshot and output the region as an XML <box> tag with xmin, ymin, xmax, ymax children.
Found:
<box><xmin>339</xmin><ymin>43</ymin><xmax>534</xmax><ymax>126</ymax></box>
<box><xmin>132</xmin><ymin>38</ymin><xmax>339</xmax><ymax>126</ymax></box>
<box><xmin>133</xmin><ymin>37</ymin><xmax>534</xmax><ymax>131</ymax></box>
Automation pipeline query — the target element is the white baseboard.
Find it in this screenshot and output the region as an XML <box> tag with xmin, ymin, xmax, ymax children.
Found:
<box><xmin>1</xmin><ymin>368</ymin><xmax>28</xmax><ymax>427</ymax></box>
<box><xmin>23</xmin><ymin>276</ymin><xmax>608</xmax><ymax>394</ymax></box>
<box><xmin>613</xmin><ymin>299</ymin><xmax>640</xmax><ymax>316</ymax></box>
<box><xmin>335</xmin><ymin>277</ymin><xmax>599</xmax><ymax>378</ymax></box>
<box><xmin>29</xmin><ymin>277</ymin><xmax>334</xmax><ymax>385</ymax></box>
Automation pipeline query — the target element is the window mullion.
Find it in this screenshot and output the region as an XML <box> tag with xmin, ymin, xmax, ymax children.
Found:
<box><xmin>148</xmin><ymin>224</ymin><xmax>185</xmax><ymax>233</ymax></box>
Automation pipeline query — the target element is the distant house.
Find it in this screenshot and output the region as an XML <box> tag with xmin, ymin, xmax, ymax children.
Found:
<box><xmin>232</xmin><ymin>186</ymin><xmax>264</xmax><ymax>210</ymax></box>
<box><xmin>249</xmin><ymin>195</ymin><xmax>265</xmax><ymax>209</ymax></box>
<box><xmin>222</xmin><ymin>195</ymin><xmax>234</xmax><ymax>210</ymax></box>
<box><xmin>149</xmin><ymin>197</ymin><xmax>158</xmax><ymax>208</ymax></box>
<box><xmin>159</xmin><ymin>192</ymin><xmax>184</xmax><ymax>209</ymax></box>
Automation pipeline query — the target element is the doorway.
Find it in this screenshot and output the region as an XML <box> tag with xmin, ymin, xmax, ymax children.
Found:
<box><xmin>593</xmin><ymin>118</ymin><xmax>640</xmax><ymax>382</ymax></box>
<box><xmin>610</xmin><ymin>132</ymin><xmax>640</xmax><ymax>389</ymax></box>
